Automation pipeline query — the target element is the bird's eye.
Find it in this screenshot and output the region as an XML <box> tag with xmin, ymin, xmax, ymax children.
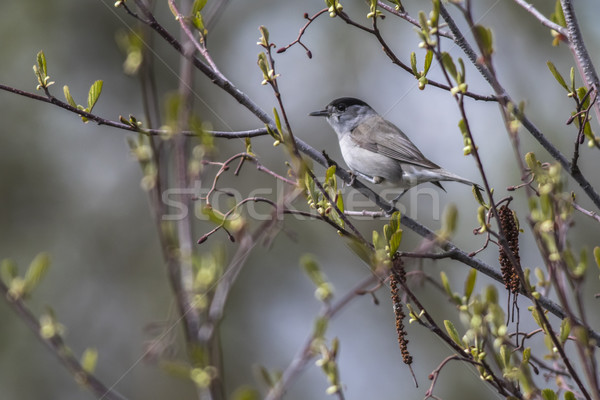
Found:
<box><xmin>337</xmin><ymin>104</ymin><xmax>346</xmax><ymax>112</ymax></box>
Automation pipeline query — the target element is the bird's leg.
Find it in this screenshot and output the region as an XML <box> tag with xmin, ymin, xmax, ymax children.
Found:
<box><xmin>346</xmin><ymin>171</ymin><xmax>357</xmax><ymax>186</ymax></box>
<box><xmin>391</xmin><ymin>189</ymin><xmax>409</xmax><ymax>205</ymax></box>
<box><xmin>354</xmin><ymin>171</ymin><xmax>383</xmax><ymax>185</ymax></box>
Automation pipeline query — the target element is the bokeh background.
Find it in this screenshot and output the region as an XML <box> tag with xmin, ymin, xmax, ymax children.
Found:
<box><xmin>1</xmin><ymin>0</ymin><xmax>600</xmax><ymax>399</ymax></box>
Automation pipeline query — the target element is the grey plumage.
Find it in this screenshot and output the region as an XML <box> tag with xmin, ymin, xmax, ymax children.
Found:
<box><xmin>310</xmin><ymin>97</ymin><xmax>479</xmax><ymax>198</ymax></box>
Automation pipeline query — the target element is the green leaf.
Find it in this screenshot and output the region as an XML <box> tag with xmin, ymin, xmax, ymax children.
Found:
<box><xmin>192</xmin><ymin>13</ymin><xmax>207</xmax><ymax>34</ymax></box>
<box><xmin>391</xmin><ymin>211</ymin><xmax>401</xmax><ymax>233</ymax></box>
<box><xmin>441</xmin><ymin>52</ymin><xmax>457</xmax><ymax>81</ymax></box>
<box><xmin>372</xmin><ymin>230</ymin><xmax>382</xmax><ymax>249</ymax></box>
<box><xmin>576</xmin><ymin>86</ymin><xmax>588</xmax><ymax>105</ymax></box>
<box><xmin>442</xmin><ymin>204</ymin><xmax>458</xmax><ymax>236</ymax></box>
<box><xmin>301</xmin><ymin>254</ymin><xmax>325</xmax><ymax>285</ymax></box>
<box><xmin>326</xmin><ymin>165</ymin><xmax>336</xmax><ymax>183</ymax></box>
<box><xmin>346</xmin><ymin>237</ymin><xmax>372</xmax><ymax>265</ymax></box>
<box><xmin>546</xmin><ymin>62</ymin><xmax>569</xmax><ymax>92</ymax></box>
<box><xmin>542</xmin><ymin>389</ymin><xmax>558</xmax><ymax>400</ymax></box>
<box><xmin>458</xmin><ymin>57</ymin><xmax>465</xmax><ymax>84</ymax></box>
<box><xmin>440</xmin><ymin>271</ymin><xmax>452</xmax><ymax>297</ymax></box>
<box><xmin>423</xmin><ymin>50</ymin><xmax>433</xmax><ymax>75</ymax></box>
<box><xmin>531</xmin><ymin>307</ymin><xmax>543</xmax><ymax>329</ymax></box>
<box><xmin>192</xmin><ymin>0</ymin><xmax>208</xmax><ymax>15</ymax></box>
<box><xmin>388</xmin><ymin>230</ymin><xmax>403</xmax><ymax>256</ymax></box>
<box><xmin>87</xmin><ymin>80</ymin><xmax>103</xmax><ymax>111</ymax></box>
<box><xmin>23</xmin><ymin>252</ymin><xmax>50</xmax><ymax>295</ymax></box>
<box><xmin>81</xmin><ymin>348</ymin><xmax>98</xmax><ymax>374</ymax></box>
<box><xmin>430</xmin><ymin>0</ymin><xmax>439</xmax><ymax>29</ymax></box>
<box><xmin>476</xmin><ymin>206</ymin><xmax>487</xmax><ymax>232</ymax></box>
<box><xmin>37</xmin><ymin>50</ymin><xmax>48</xmax><ymax>77</ymax></box>
<box><xmin>410</xmin><ymin>52</ymin><xmax>418</xmax><ymax>76</ymax></box>
<box><xmin>259</xmin><ymin>26</ymin><xmax>269</xmax><ymax>45</ymax></box>
<box><xmin>336</xmin><ymin>190</ymin><xmax>345</xmax><ymax>215</ymax></box>
<box><xmin>418</xmin><ymin>11</ymin><xmax>428</xmax><ymax>32</ymax></box>
<box><xmin>551</xmin><ymin>0</ymin><xmax>566</xmax><ymax>27</ymax></box>
<box><xmin>0</xmin><ymin>259</ymin><xmax>18</xmax><ymax>285</ymax></box>
<box><xmin>273</xmin><ymin>107</ymin><xmax>284</xmax><ymax>142</ymax></box>
<box><xmin>257</xmin><ymin>365</ymin><xmax>276</xmax><ymax>388</ymax></box>
<box><xmin>387</xmin><ymin>0</ymin><xmax>404</xmax><ymax>12</ymax></box>
<box><xmin>168</xmin><ymin>0</ymin><xmax>178</xmax><ymax>18</ymax></box>
<box><xmin>472</xmin><ymin>185</ymin><xmax>486</xmax><ymax>208</ymax></box>
<box><xmin>499</xmin><ymin>345</ymin><xmax>510</xmax><ymax>368</ymax></box>
<box><xmin>564</xmin><ymin>391</ymin><xmax>576</xmax><ymax>400</ymax></box>
<box><xmin>524</xmin><ymin>152</ymin><xmax>538</xmax><ymax>171</ymax></box>
<box><xmin>472</xmin><ymin>25</ymin><xmax>494</xmax><ymax>58</ymax></box>
<box><xmin>593</xmin><ymin>246</ymin><xmax>600</xmax><ymax>269</ymax></box>
<box><xmin>522</xmin><ymin>347</ymin><xmax>531</xmax><ymax>363</ymax></box>
<box><xmin>572</xmin><ymin>325</ymin><xmax>589</xmax><ymax>346</ymax></box>
<box><xmin>559</xmin><ymin>318</ymin><xmax>571</xmax><ymax>344</ymax></box>
<box><xmin>201</xmin><ymin>205</ymin><xmax>226</xmax><ymax>226</ymax></box>
<box><xmin>464</xmin><ymin>269</ymin><xmax>477</xmax><ymax>301</ymax></box>
<box><xmin>444</xmin><ymin>320</ymin><xmax>462</xmax><ymax>347</ymax></box>
<box><xmin>63</xmin><ymin>85</ymin><xmax>77</xmax><ymax>108</ymax></box>
<box><xmin>232</xmin><ymin>387</ymin><xmax>261</xmax><ymax>400</ymax></box>
<box><xmin>458</xmin><ymin>118</ymin><xmax>468</xmax><ymax>136</ymax></box>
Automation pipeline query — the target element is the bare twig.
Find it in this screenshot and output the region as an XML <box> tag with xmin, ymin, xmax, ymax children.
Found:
<box><xmin>560</xmin><ymin>0</ymin><xmax>600</xmax><ymax>122</ymax></box>
<box><xmin>168</xmin><ymin>0</ymin><xmax>227</xmax><ymax>82</ymax></box>
<box><xmin>438</xmin><ymin>1</ymin><xmax>600</xmax><ymax>211</ymax></box>
<box><xmin>376</xmin><ymin>1</ymin><xmax>453</xmax><ymax>39</ymax></box>
<box><xmin>425</xmin><ymin>355</ymin><xmax>483</xmax><ymax>399</ymax></box>
<box><xmin>277</xmin><ymin>9</ymin><xmax>328</xmax><ymax>57</ymax></box>
<box><xmin>0</xmin><ymin>281</ymin><xmax>129</xmax><ymax>400</ymax></box>
<box><xmin>265</xmin><ymin>274</ymin><xmax>381</xmax><ymax>400</ymax></box>
<box><xmin>0</xmin><ymin>83</ymin><xmax>268</xmax><ymax>138</ymax></box>
<box><xmin>571</xmin><ymin>197</ymin><xmax>600</xmax><ymax>223</ymax></box>
<box><xmin>335</xmin><ymin>11</ymin><xmax>497</xmax><ymax>102</ymax></box>
<box><xmin>512</xmin><ymin>0</ymin><xmax>568</xmax><ymax>38</ymax></box>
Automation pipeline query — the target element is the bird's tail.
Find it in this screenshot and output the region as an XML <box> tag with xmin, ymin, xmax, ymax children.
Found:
<box><xmin>434</xmin><ymin>169</ymin><xmax>482</xmax><ymax>191</ymax></box>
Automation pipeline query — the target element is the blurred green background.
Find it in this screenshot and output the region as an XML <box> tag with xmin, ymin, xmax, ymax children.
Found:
<box><xmin>1</xmin><ymin>0</ymin><xmax>600</xmax><ymax>399</ymax></box>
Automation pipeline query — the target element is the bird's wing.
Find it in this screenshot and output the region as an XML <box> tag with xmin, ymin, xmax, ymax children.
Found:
<box><xmin>350</xmin><ymin>115</ymin><xmax>441</xmax><ymax>169</ymax></box>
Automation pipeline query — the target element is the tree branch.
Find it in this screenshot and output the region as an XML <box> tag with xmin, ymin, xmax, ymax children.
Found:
<box><xmin>0</xmin><ymin>280</ymin><xmax>129</xmax><ymax>400</ymax></box>
<box><xmin>438</xmin><ymin>2</ymin><xmax>600</xmax><ymax>210</ymax></box>
<box><xmin>512</xmin><ymin>0</ymin><xmax>568</xmax><ymax>38</ymax></box>
<box><xmin>560</xmin><ymin>0</ymin><xmax>600</xmax><ymax>127</ymax></box>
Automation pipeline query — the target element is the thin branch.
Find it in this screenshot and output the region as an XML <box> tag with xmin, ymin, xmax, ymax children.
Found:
<box><xmin>277</xmin><ymin>9</ymin><xmax>328</xmax><ymax>57</ymax></box>
<box><xmin>333</xmin><ymin>11</ymin><xmax>497</xmax><ymax>102</ymax></box>
<box><xmin>0</xmin><ymin>281</ymin><xmax>129</xmax><ymax>400</ymax></box>
<box><xmin>376</xmin><ymin>1</ymin><xmax>453</xmax><ymax>39</ymax></box>
<box><xmin>572</xmin><ymin>198</ymin><xmax>600</xmax><ymax>223</ymax></box>
<box><xmin>560</xmin><ymin>0</ymin><xmax>600</xmax><ymax>121</ymax></box>
<box><xmin>0</xmin><ymin>84</ymin><xmax>268</xmax><ymax>139</ymax></box>
<box><xmin>5</xmin><ymin>0</ymin><xmax>599</xmax><ymax>352</ymax></box>
<box><xmin>344</xmin><ymin>209</ymin><xmax>386</xmax><ymax>218</ymax></box>
<box><xmin>265</xmin><ymin>274</ymin><xmax>381</xmax><ymax>400</ymax></box>
<box><xmin>398</xmin><ymin>251</ymin><xmax>457</xmax><ymax>260</ymax></box>
<box><xmin>168</xmin><ymin>0</ymin><xmax>227</xmax><ymax>82</ymax></box>
<box><xmin>512</xmin><ymin>0</ymin><xmax>568</xmax><ymax>38</ymax></box>
<box><xmin>438</xmin><ymin>2</ymin><xmax>600</xmax><ymax>211</ymax></box>
<box><xmin>425</xmin><ymin>355</ymin><xmax>483</xmax><ymax>398</ymax></box>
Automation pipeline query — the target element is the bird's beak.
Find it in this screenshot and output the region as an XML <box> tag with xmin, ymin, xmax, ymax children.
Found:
<box><xmin>309</xmin><ymin>109</ymin><xmax>328</xmax><ymax>117</ymax></box>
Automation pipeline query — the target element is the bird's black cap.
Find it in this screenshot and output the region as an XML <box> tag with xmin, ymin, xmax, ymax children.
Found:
<box><xmin>327</xmin><ymin>97</ymin><xmax>371</xmax><ymax>109</ymax></box>
<box><xmin>309</xmin><ymin>97</ymin><xmax>372</xmax><ymax>117</ymax></box>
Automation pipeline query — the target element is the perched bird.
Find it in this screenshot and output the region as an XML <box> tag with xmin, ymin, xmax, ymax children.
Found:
<box><xmin>309</xmin><ymin>97</ymin><xmax>479</xmax><ymax>201</ymax></box>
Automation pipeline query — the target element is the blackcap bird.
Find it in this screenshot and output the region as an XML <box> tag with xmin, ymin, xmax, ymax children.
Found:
<box><xmin>309</xmin><ymin>97</ymin><xmax>480</xmax><ymax>201</ymax></box>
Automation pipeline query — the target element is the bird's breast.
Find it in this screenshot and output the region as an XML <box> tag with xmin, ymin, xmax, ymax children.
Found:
<box><xmin>338</xmin><ymin>135</ymin><xmax>404</xmax><ymax>184</ymax></box>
